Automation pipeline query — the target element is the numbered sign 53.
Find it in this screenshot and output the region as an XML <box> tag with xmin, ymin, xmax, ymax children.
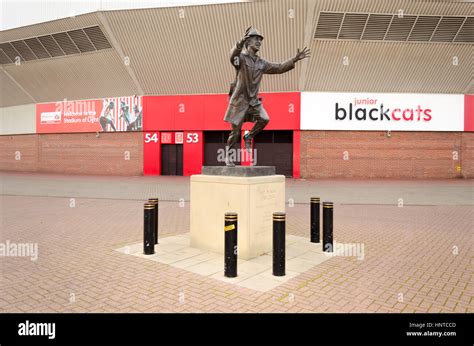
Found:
<box><xmin>186</xmin><ymin>133</ymin><xmax>199</xmax><ymax>143</ymax></box>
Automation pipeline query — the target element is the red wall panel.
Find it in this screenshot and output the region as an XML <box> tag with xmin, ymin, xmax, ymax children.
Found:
<box><xmin>143</xmin><ymin>92</ymin><xmax>300</xmax><ymax>176</ymax></box>
<box><xmin>144</xmin><ymin>92</ymin><xmax>300</xmax><ymax>132</ymax></box>
<box><xmin>203</xmin><ymin>95</ymin><xmax>232</xmax><ymax>130</ymax></box>
<box><xmin>253</xmin><ymin>92</ymin><xmax>300</xmax><ymax>130</ymax></box>
<box><xmin>143</xmin><ymin>131</ymin><xmax>160</xmax><ymax>175</ymax></box>
<box><xmin>174</xmin><ymin>96</ymin><xmax>205</xmax><ymax>131</ymax></box>
<box><xmin>143</xmin><ymin>131</ymin><xmax>204</xmax><ymax>176</ymax></box>
<box><xmin>144</xmin><ymin>95</ymin><xmax>205</xmax><ymax>131</ymax></box>
<box><xmin>183</xmin><ymin>131</ymin><xmax>203</xmax><ymax>175</ymax></box>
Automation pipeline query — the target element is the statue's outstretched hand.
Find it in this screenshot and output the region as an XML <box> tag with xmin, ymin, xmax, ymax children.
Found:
<box><xmin>294</xmin><ymin>47</ymin><xmax>311</xmax><ymax>62</ymax></box>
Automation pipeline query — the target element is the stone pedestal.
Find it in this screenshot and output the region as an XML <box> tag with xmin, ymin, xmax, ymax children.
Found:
<box><xmin>190</xmin><ymin>166</ymin><xmax>285</xmax><ymax>260</ymax></box>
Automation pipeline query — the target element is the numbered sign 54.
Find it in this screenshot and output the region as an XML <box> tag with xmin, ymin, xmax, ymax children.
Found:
<box><xmin>144</xmin><ymin>133</ymin><xmax>159</xmax><ymax>143</ymax></box>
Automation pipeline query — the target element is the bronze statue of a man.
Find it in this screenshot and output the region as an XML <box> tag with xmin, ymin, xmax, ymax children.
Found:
<box><xmin>223</xmin><ymin>26</ymin><xmax>310</xmax><ymax>167</ymax></box>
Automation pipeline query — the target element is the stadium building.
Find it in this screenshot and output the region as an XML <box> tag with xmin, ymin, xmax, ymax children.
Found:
<box><xmin>1</xmin><ymin>0</ymin><xmax>472</xmax><ymax>179</ymax></box>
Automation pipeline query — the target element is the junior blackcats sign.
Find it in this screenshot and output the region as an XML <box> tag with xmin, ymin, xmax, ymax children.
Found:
<box><xmin>301</xmin><ymin>92</ymin><xmax>465</xmax><ymax>131</ymax></box>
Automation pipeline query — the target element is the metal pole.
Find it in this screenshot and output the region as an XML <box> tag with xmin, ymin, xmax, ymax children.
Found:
<box><xmin>273</xmin><ymin>212</ymin><xmax>286</xmax><ymax>276</ymax></box>
<box><xmin>224</xmin><ymin>212</ymin><xmax>238</xmax><ymax>278</ymax></box>
<box><xmin>148</xmin><ymin>198</ymin><xmax>159</xmax><ymax>244</ymax></box>
<box><xmin>310</xmin><ymin>197</ymin><xmax>320</xmax><ymax>243</ymax></box>
<box><xmin>144</xmin><ymin>203</ymin><xmax>155</xmax><ymax>255</ymax></box>
<box><xmin>323</xmin><ymin>202</ymin><xmax>333</xmax><ymax>253</ymax></box>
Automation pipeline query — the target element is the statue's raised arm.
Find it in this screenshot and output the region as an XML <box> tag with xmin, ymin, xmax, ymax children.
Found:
<box><xmin>229</xmin><ymin>26</ymin><xmax>252</xmax><ymax>69</ymax></box>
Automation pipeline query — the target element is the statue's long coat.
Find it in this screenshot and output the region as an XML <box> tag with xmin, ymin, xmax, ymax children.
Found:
<box><xmin>224</xmin><ymin>42</ymin><xmax>295</xmax><ymax>126</ymax></box>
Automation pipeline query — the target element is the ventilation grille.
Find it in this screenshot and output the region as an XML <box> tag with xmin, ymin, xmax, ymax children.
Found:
<box><xmin>0</xmin><ymin>25</ymin><xmax>112</xmax><ymax>65</ymax></box>
<box><xmin>314</xmin><ymin>12</ymin><xmax>473</xmax><ymax>44</ymax></box>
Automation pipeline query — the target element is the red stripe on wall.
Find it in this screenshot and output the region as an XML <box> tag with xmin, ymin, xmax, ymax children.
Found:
<box><xmin>465</xmin><ymin>94</ymin><xmax>474</xmax><ymax>132</ymax></box>
<box><xmin>143</xmin><ymin>131</ymin><xmax>160</xmax><ymax>175</ymax></box>
<box><xmin>143</xmin><ymin>92</ymin><xmax>300</xmax><ymax>131</ymax></box>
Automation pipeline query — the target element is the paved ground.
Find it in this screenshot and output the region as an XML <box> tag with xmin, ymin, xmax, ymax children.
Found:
<box><xmin>2</xmin><ymin>171</ymin><xmax>473</xmax><ymax>205</ymax></box>
<box><xmin>0</xmin><ymin>172</ymin><xmax>472</xmax><ymax>313</ymax></box>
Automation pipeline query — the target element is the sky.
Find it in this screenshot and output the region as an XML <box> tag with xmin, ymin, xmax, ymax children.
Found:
<box><xmin>0</xmin><ymin>0</ymin><xmax>247</xmax><ymax>31</ymax></box>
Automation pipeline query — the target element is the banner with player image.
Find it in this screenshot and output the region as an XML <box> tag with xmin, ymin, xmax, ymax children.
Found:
<box><xmin>36</xmin><ymin>96</ymin><xmax>143</xmax><ymax>133</ymax></box>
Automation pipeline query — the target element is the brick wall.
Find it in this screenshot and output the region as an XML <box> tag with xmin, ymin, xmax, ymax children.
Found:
<box><xmin>461</xmin><ymin>132</ymin><xmax>474</xmax><ymax>179</ymax></box>
<box><xmin>0</xmin><ymin>134</ymin><xmax>38</xmax><ymax>172</ymax></box>
<box><xmin>1</xmin><ymin>131</ymin><xmax>472</xmax><ymax>179</ymax></box>
<box><xmin>0</xmin><ymin>132</ymin><xmax>143</xmax><ymax>176</ymax></box>
<box><xmin>301</xmin><ymin>131</ymin><xmax>473</xmax><ymax>179</ymax></box>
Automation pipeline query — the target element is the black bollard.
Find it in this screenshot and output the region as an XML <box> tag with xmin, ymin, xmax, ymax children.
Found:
<box><xmin>310</xmin><ymin>197</ymin><xmax>320</xmax><ymax>243</ymax></box>
<box><xmin>273</xmin><ymin>212</ymin><xmax>286</xmax><ymax>276</ymax></box>
<box><xmin>148</xmin><ymin>198</ymin><xmax>159</xmax><ymax>244</ymax></box>
<box><xmin>143</xmin><ymin>203</ymin><xmax>155</xmax><ymax>255</ymax></box>
<box><xmin>224</xmin><ymin>212</ymin><xmax>238</xmax><ymax>278</ymax></box>
<box><xmin>323</xmin><ymin>202</ymin><xmax>333</xmax><ymax>253</ymax></box>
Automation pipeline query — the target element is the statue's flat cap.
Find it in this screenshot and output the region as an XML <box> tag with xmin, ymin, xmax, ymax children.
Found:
<box><xmin>246</xmin><ymin>27</ymin><xmax>264</xmax><ymax>40</ymax></box>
